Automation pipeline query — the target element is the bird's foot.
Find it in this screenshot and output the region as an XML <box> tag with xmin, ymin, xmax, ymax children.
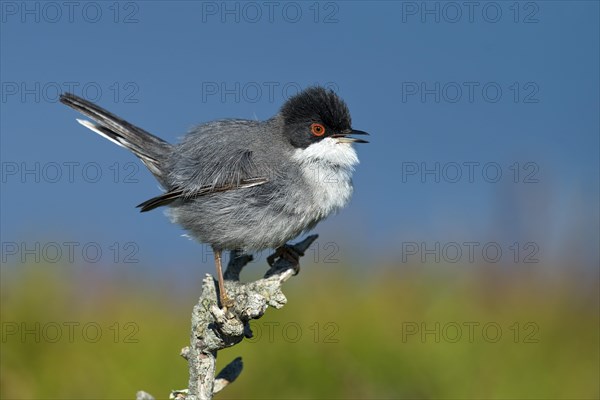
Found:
<box><xmin>219</xmin><ymin>293</ymin><xmax>234</xmax><ymax>309</ymax></box>
<box><xmin>267</xmin><ymin>244</ymin><xmax>304</xmax><ymax>275</ymax></box>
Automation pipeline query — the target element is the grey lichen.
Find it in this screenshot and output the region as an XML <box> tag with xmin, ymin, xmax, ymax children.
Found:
<box><xmin>138</xmin><ymin>235</ymin><xmax>318</xmax><ymax>400</ymax></box>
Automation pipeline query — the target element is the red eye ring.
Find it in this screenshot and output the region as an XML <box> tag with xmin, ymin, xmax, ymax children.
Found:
<box><xmin>310</xmin><ymin>123</ymin><xmax>326</xmax><ymax>137</ymax></box>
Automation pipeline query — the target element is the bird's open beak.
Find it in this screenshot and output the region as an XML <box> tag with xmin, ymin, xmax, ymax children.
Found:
<box><xmin>332</xmin><ymin>129</ymin><xmax>369</xmax><ymax>144</ymax></box>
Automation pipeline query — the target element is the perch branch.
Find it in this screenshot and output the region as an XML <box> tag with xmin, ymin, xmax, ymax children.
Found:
<box><xmin>137</xmin><ymin>235</ymin><xmax>318</xmax><ymax>400</ymax></box>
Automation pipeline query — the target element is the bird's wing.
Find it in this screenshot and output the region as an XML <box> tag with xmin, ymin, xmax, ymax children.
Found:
<box><xmin>136</xmin><ymin>177</ymin><xmax>268</xmax><ymax>212</ymax></box>
<box><xmin>137</xmin><ymin>120</ymin><xmax>278</xmax><ymax>212</ymax></box>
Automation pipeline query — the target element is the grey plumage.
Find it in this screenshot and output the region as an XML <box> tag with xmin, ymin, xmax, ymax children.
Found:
<box><xmin>60</xmin><ymin>93</ymin><xmax>171</xmax><ymax>180</ymax></box>
<box><xmin>60</xmin><ymin>87</ymin><xmax>367</xmax><ymax>304</ymax></box>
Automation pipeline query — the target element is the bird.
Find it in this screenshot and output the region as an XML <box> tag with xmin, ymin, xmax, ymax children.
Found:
<box><xmin>60</xmin><ymin>87</ymin><xmax>368</xmax><ymax>307</ymax></box>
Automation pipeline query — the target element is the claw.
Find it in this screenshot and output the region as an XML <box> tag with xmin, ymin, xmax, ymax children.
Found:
<box><xmin>220</xmin><ymin>295</ymin><xmax>234</xmax><ymax>309</ymax></box>
<box><xmin>267</xmin><ymin>244</ymin><xmax>303</xmax><ymax>274</ymax></box>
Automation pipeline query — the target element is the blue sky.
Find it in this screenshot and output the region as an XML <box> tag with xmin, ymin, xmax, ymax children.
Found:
<box><xmin>1</xmin><ymin>1</ymin><xmax>598</xmax><ymax>273</ymax></box>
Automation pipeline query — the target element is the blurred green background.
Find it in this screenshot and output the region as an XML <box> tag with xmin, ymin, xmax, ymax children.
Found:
<box><xmin>2</xmin><ymin>257</ymin><xmax>598</xmax><ymax>399</ymax></box>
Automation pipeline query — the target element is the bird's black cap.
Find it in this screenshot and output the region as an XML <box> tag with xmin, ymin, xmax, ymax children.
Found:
<box><xmin>280</xmin><ymin>86</ymin><xmax>352</xmax><ymax>132</ymax></box>
<box><xmin>280</xmin><ymin>86</ymin><xmax>368</xmax><ymax>148</ymax></box>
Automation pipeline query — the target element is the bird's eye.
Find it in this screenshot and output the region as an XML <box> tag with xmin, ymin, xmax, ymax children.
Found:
<box><xmin>310</xmin><ymin>123</ymin><xmax>326</xmax><ymax>137</ymax></box>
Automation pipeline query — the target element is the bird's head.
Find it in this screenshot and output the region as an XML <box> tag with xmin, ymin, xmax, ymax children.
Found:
<box><xmin>279</xmin><ymin>87</ymin><xmax>368</xmax><ymax>164</ymax></box>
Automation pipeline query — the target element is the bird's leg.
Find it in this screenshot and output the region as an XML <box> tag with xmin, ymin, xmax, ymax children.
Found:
<box><xmin>267</xmin><ymin>244</ymin><xmax>304</xmax><ymax>275</ymax></box>
<box><xmin>214</xmin><ymin>249</ymin><xmax>233</xmax><ymax>308</ymax></box>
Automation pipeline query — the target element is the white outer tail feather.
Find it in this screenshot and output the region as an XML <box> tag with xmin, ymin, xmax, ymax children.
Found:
<box><xmin>76</xmin><ymin>118</ymin><xmax>127</xmax><ymax>149</ymax></box>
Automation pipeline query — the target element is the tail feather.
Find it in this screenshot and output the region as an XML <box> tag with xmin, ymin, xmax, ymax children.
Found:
<box><xmin>60</xmin><ymin>93</ymin><xmax>171</xmax><ymax>179</ymax></box>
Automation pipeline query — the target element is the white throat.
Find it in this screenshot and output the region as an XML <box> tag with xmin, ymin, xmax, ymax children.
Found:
<box><xmin>292</xmin><ymin>137</ymin><xmax>359</xmax><ymax>217</ymax></box>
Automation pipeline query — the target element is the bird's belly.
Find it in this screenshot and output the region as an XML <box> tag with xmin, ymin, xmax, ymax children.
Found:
<box><xmin>167</xmin><ymin>164</ymin><xmax>353</xmax><ymax>251</ymax></box>
<box><xmin>166</xmin><ymin>189</ymin><xmax>318</xmax><ymax>251</ymax></box>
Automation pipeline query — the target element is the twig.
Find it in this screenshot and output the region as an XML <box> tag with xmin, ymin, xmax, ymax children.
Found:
<box><xmin>138</xmin><ymin>235</ymin><xmax>318</xmax><ymax>400</ymax></box>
